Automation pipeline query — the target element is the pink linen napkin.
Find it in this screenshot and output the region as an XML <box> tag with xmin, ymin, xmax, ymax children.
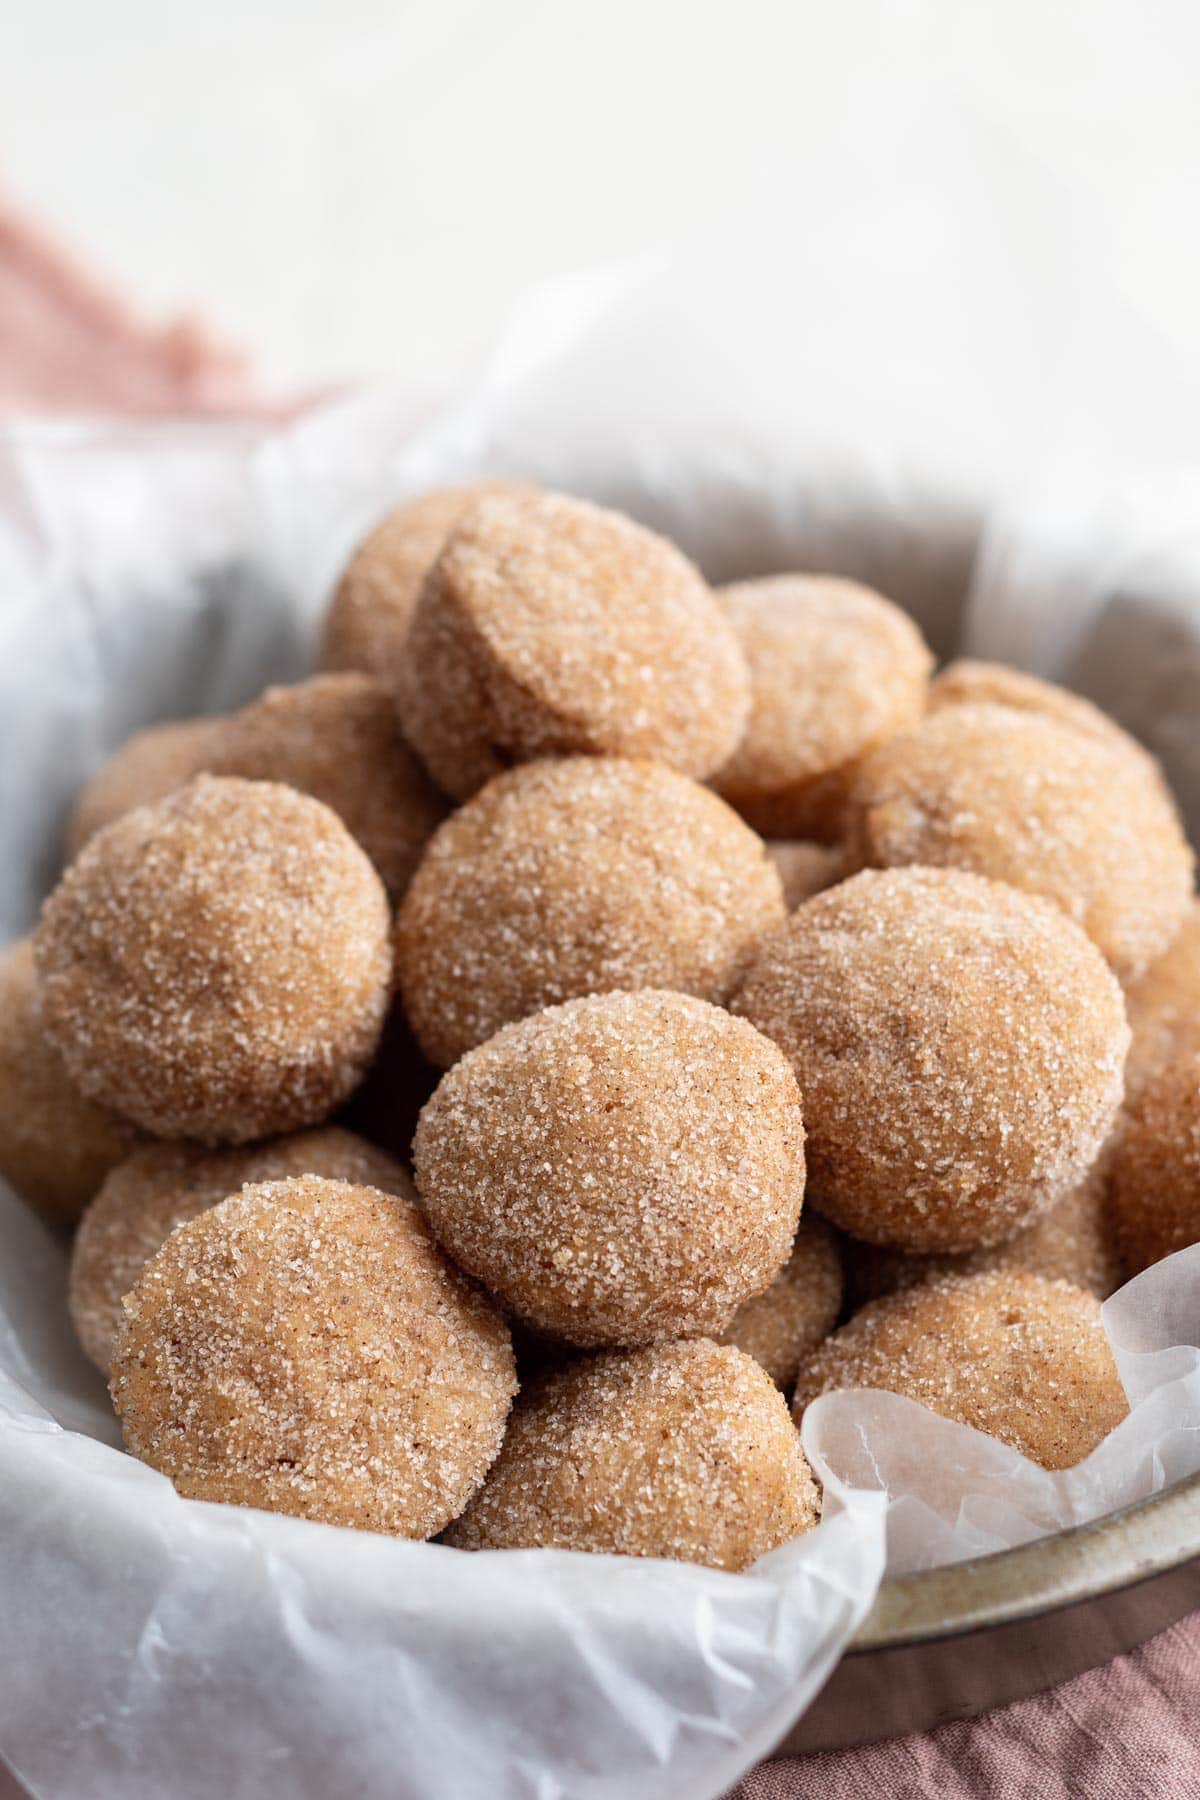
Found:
<box><xmin>0</xmin><ymin>188</ymin><xmax>285</xmax><ymax>419</ymax></box>
<box><xmin>729</xmin><ymin>1613</ymin><xmax>1200</xmax><ymax>1800</ymax></box>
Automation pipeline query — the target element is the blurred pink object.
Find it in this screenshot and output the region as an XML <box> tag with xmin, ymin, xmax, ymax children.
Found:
<box><xmin>0</xmin><ymin>189</ymin><xmax>288</xmax><ymax>419</ymax></box>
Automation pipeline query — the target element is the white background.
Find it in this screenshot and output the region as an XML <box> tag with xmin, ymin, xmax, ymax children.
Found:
<box><xmin>4</xmin><ymin>0</ymin><xmax>1200</xmax><ymax>393</ymax></box>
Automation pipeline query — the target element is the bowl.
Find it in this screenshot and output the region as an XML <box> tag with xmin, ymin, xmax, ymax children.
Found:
<box><xmin>780</xmin><ymin>1471</ymin><xmax>1200</xmax><ymax>1751</ymax></box>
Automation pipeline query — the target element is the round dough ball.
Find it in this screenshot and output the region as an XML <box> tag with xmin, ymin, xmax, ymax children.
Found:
<box><xmin>70</xmin><ymin>1127</ymin><xmax>412</xmax><ymax>1372</ymax></box>
<box><xmin>846</xmin><ymin>702</ymin><xmax>1193</xmax><ymax>982</ymax></box>
<box><xmin>1111</xmin><ymin>1047</ymin><xmax>1200</xmax><ymax>1274</ymax></box>
<box><xmin>36</xmin><ymin>776</ymin><xmax>392</xmax><ymax>1144</ymax></box>
<box><xmin>794</xmin><ymin>1269</ymin><xmax>1127</xmax><ymax>1470</ymax></box>
<box><xmin>319</xmin><ymin>482</ymin><xmax>534</xmax><ymax>680</ymax></box>
<box><xmin>928</xmin><ymin>659</ymin><xmax>1158</xmax><ymax>770</ymax></box>
<box><xmin>445</xmin><ymin>1340</ymin><xmax>819</xmax><ymax>1569</ymax></box>
<box><xmin>720</xmin><ymin>1214</ymin><xmax>843</xmax><ymax>1388</ymax></box>
<box><xmin>414</xmin><ymin>990</ymin><xmax>806</xmax><ymax>1347</ymax></box>
<box><xmin>0</xmin><ymin>937</ymin><xmax>136</xmax><ymax>1222</ymax></box>
<box><xmin>396</xmin><ymin>489</ymin><xmax>749</xmax><ymax>800</ymax></box>
<box><xmin>733</xmin><ymin>868</ymin><xmax>1128</xmax><ymax>1253</ymax></box>
<box><xmin>112</xmin><ymin>1175</ymin><xmax>516</xmax><ymax>1536</ymax></box>
<box><xmin>67</xmin><ymin>717</ymin><xmax>224</xmax><ymax>857</ymax></box>
<box><xmin>766</xmin><ymin>840</ymin><xmax>846</xmax><ymax>911</ymax></box>
<box><xmin>845</xmin><ymin>1153</ymin><xmax>1122</xmax><ymax>1309</ymax></box>
<box><xmin>1125</xmin><ymin>902</ymin><xmax>1200</xmax><ymax>1102</ymax></box>
<box><xmin>714</xmin><ymin>575</ymin><xmax>932</xmax><ymax>840</ymax></box>
<box><xmin>210</xmin><ymin>674</ymin><xmax>448</xmax><ymax>900</ymax></box>
<box><xmin>397</xmin><ymin>756</ymin><xmax>785</xmax><ymax>1068</ymax></box>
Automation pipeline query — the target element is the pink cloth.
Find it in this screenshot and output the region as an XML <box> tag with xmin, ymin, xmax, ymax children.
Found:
<box><xmin>0</xmin><ymin>189</ymin><xmax>286</xmax><ymax>419</ymax></box>
<box><xmin>729</xmin><ymin>1613</ymin><xmax>1200</xmax><ymax>1799</ymax></box>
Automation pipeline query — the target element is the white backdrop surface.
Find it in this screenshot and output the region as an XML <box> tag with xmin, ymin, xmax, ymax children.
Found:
<box><xmin>3</xmin><ymin>1</ymin><xmax>1200</xmax><ymax>393</ymax></box>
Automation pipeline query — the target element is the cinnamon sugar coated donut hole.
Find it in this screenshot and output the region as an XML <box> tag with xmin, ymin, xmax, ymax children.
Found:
<box><xmin>733</xmin><ymin>868</ymin><xmax>1128</xmax><ymax>1253</ymax></box>
<box><xmin>1125</xmin><ymin>903</ymin><xmax>1200</xmax><ymax>1102</ymax></box>
<box><xmin>70</xmin><ymin>1128</ymin><xmax>412</xmax><ymax>1372</ymax></box>
<box><xmin>846</xmin><ymin>702</ymin><xmax>1193</xmax><ymax>982</ymax></box>
<box><xmin>413</xmin><ymin>990</ymin><xmax>805</xmax><ymax>1347</ymax></box>
<box><xmin>793</xmin><ymin>1270</ymin><xmax>1128</xmax><ymax>1470</ymax></box>
<box><xmin>766</xmin><ymin>840</ymin><xmax>846</xmax><ymax>911</ymax></box>
<box><xmin>319</xmin><ymin>482</ymin><xmax>535</xmax><ymax>679</ymax></box>
<box><xmin>111</xmin><ymin>1175</ymin><xmax>516</xmax><ymax>1536</ymax></box>
<box><xmin>209</xmin><ymin>674</ymin><xmax>448</xmax><ymax>900</ymax></box>
<box><xmin>714</xmin><ymin>575</ymin><xmax>932</xmax><ymax>840</ymax></box>
<box><xmin>1111</xmin><ymin>1048</ymin><xmax>1200</xmax><ymax>1275</ymax></box>
<box><xmin>67</xmin><ymin>716</ymin><xmax>224</xmax><ymax>856</ymax></box>
<box><xmin>445</xmin><ymin>1340</ymin><xmax>820</xmax><ymax>1569</ymax></box>
<box><xmin>0</xmin><ymin>937</ymin><xmax>137</xmax><ymax>1221</ymax></box>
<box><xmin>36</xmin><ymin>777</ymin><xmax>392</xmax><ymax>1143</ymax></box>
<box><xmin>396</xmin><ymin>757</ymin><xmax>785</xmax><ymax>1068</ymax></box>
<box><xmin>720</xmin><ymin>1214</ymin><xmax>843</xmax><ymax>1388</ymax></box>
<box><xmin>928</xmin><ymin>659</ymin><xmax>1159</xmax><ymax>769</ymax></box>
<box><xmin>396</xmin><ymin>489</ymin><xmax>749</xmax><ymax>799</ymax></box>
<box><xmin>70</xmin><ymin>677</ymin><xmax>447</xmax><ymax>901</ymax></box>
<box><xmin>845</xmin><ymin>1155</ymin><xmax>1122</xmax><ymax>1309</ymax></box>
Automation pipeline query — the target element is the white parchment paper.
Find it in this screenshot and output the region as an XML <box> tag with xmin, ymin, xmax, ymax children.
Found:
<box><xmin>4</xmin><ymin>112</ymin><xmax>1200</xmax><ymax>1796</ymax></box>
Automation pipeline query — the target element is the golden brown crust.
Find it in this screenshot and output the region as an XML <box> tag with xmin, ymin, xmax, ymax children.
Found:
<box><xmin>413</xmin><ymin>990</ymin><xmax>805</xmax><ymax>1347</ymax></box>
<box><xmin>714</xmin><ymin>576</ymin><xmax>932</xmax><ymax>840</ymax></box>
<box><xmin>112</xmin><ymin>1175</ymin><xmax>516</xmax><ymax>1537</ymax></box>
<box><xmin>396</xmin><ymin>490</ymin><xmax>749</xmax><ymax>799</ymax></box>
<box><xmin>396</xmin><ymin>757</ymin><xmax>785</xmax><ymax>1068</ymax></box>
<box><xmin>845</xmin><ymin>703</ymin><xmax>1193</xmax><ymax>982</ymax></box>
<box><xmin>36</xmin><ymin>777</ymin><xmax>392</xmax><ymax>1144</ymax></box>
<box><xmin>793</xmin><ymin>1269</ymin><xmax>1127</xmax><ymax>1470</ymax></box>
<box><xmin>0</xmin><ymin>937</ymin><xmax>137</xmax><ymax>1222</ymax></box>
<box><xmin>844</xmin><ymin>1153</ymin><xmax>1122</xmax><ymax>1308</ymax></box>
<box><xmin>733</xmin><ymin>868</ymin><xmax>1128</xmax><ymax>1253</ymax></box>
<box><xmin>720</xmin><ymin>1213</ymin><xmax>843</xmax><ymax>1388</ymax></box>
<box><xmin>70</xmin><ymin>1128</ymin><xmax>413</xmax><ymax>1371</ymax></box>
<box><xmin>1111</xmin><ymin>1048</ymin><xmax>1200</xmax><ymax>1275</ymax></box>
<box><xmin>445</xmin><ymin>1340</ymin><xmax>820</xmax><ymax>1569</ymax></box>
<box><xmin>319</xmin><ymin>483</ymin><xmax>535</xmax><ymax>679</ymax></box>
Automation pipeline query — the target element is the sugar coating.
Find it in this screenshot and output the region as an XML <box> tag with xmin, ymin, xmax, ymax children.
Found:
<box><xmin>733</xmin><ymin>868</ymin><xmax>1128</xmax><ymax>1253</ymax></box>
<box><xmin>714</xmin><ymin>575</ymin><xmax>932</xmax><ymax>840</ymax></box>
<box><xmin>844</xmin><ymin>1152</ymin><xmax>1122</xmax><ymax>1308</ymax></box>
<box><xmin>112</xmin><ymin>1175</ymin><xmax>517</xmax><ymax>1537</ymax></box>
<box><xmin>928</xmin><ymin>659</ymin><xmax>1159</xmax><ymax>771</ymax></box>
<box><xmin>445</xmin><ymin>1340</ymin><xmax>819</xmax><ymax>1569</ymax></box>
<box><xmin>36</xmin><ymin>776</ymin><xmax>393</xmax><ymax>1144</ymax></box>
<box><xmin>67</xmin><ymin>717</ymin><xmax>225</xmax><ymax>856</ymax></box>
<box><xmin>413</xmin><ymin>990</ymin><xmax>806</xmax><ymax>1347</ymax></box>
<box><xmin>846</xmin><ymin>702</ymin><xmax>1193</xmax><ymax>982</ymax></box>
<box><xmin>1111</xmin><ymin>1047</ymin><xmax>1200</xmax><ymax>1275</ymax></box>
<box><xmin>208</xmin><ymin>673</ymin><xmax>448</xmax><ymax>901</ymax></box>
<box><xmin>396</xmin><ymin>489</ymin><xmax>749</xmax><ymax>800</ymax></box>
<box><xmin>1124</xmin><ymin>903</ymin><xmax>1200</xmax><ymax>1103</ymax></box>
<box><xmin>720</xmin><ymin>1213</ymin><xmax>844</xmax><ymax>1389</ymax></box>
<box><xmin>70</xmin><ymin>1127</ymin><xmax>413</xmax><ymax>1372</ymax></box>
<box><xmin>319</xmin><ymin>482</ymin><xmax>535</xmax><ymax>680</ymax></box>
<box><xmin>0</xmin><ymin>937</ymin><xmax>137</xmax><ymax>1222</ymax></box>
<box><xmin>766</xmin><ymin>840</ymin><xmax>847</xmax><ymax>912</ymax></box>
<box><xmin>69</xmin><ymin>677</ymin><xmax>447</xmax><ymax>903</ymax></box>
<box><xmin>793</xmin><ymin>1269</ymin><xmax>1127</xmax><ymax>1470</ymax></box>
<box><xmin>396</xmin><ymin>756</ymin><xmax>785</xmax><ymax>1068</ymax></box>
